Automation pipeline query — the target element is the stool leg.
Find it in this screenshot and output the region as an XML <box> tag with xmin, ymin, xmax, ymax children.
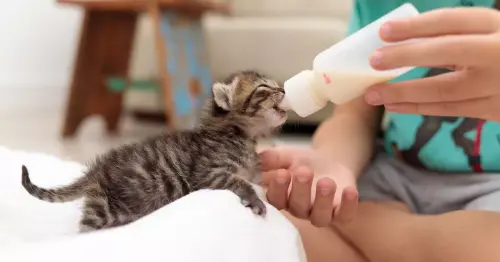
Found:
<box><xmin>149</xmin><ymin>4</ymin><xmax>177</xmax><ymax>129</ymax></box>
<box><xmin>187</xmin><ymin>19</ymin><xmax>213</xmax><ymax>123</ymax></box>
<box><xmin>61</xmin><ymin>10</ymin><xmax>137</xmax><ymax>138</ymax></box>
<box><xmin>170</xmin><ymin>15</ymin><xmax>197</xmax><ymax>129</ymax></box>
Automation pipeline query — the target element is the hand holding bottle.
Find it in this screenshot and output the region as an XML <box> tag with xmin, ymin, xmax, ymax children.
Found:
<box><xmin>365</xmin><ymin>7</ymin><xmax>500</xmax><ymax>121</ymax></box>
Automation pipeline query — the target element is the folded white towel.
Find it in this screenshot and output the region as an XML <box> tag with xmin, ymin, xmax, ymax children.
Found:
<box><xmin>0</xmin><ymin>146</ymin><xmax>307</xmax><ymax>262</ymax></box>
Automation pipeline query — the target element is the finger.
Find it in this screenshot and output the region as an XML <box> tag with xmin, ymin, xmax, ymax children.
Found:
<box><xmin>266</xmin><ymin>169</ymin><xmax>291</xmax><ymax>210</ymax></box>
<box><xmin>371</xmin><ymin>35</ymin><xmax>493</xmax><ymax>70</ymax></box>
<box><xmin>261</xmin><ymin>170</ymin><xmax>276</xmax><ymax>186</ymax></box>
<box><xmin>333</xmin><ymin>186</ymin><xmax>359</xmax><ymax>225</ymax></box>
<box><xmin>365</xmin><ymin>71</ymin><xmax>495</xmax><ymax>105</ymax></box>
<box><xmin>259</xmin><ymin>147</ymin><xmax>298</xmax><ymax>172</ymax></box>
<box><xmin>384</xmin><ymin>96</ymin><xmax>495</xmax><ymax>121</ymax></box>
<box><xmin>288</xmin><ymin>166</ymin><xmax>314</xmax><ymax>219</ymax></box>
<box><xmin>309</xmin><ymin>178</ymin><xmax>336</xmax><ymax>227</ymax></box>
<box><xmin>261</xmin><ymin>169</ymin><xmax>290</xmax><ymax>187</ymax></box>
<box><xmin>380</xmin><ymin>7</ymin><xmax>500</xmax><ymax>42</ymax></box>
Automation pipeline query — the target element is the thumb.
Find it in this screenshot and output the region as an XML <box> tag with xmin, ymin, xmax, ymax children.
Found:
<box><xmin>259</xmin><ymin>147</ymin><xmax>299</xmax><ymax>172</ymax></box>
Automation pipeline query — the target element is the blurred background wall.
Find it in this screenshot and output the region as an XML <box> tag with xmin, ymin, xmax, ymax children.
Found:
<box><xmin>0</xmin><ymin>0</ymin><xmax>352</xmax><ymax>121</ymax></box>
<box><xmin>0</xmin><ymin>0</ymin><xmax>82</xmax><ymax>111</ymax></box>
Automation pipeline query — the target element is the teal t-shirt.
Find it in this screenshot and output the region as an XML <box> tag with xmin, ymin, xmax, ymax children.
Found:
<box><xmin>348</xmin><ymin>0</ymin><xmax>498</xmax><ymax>173</ymax></box>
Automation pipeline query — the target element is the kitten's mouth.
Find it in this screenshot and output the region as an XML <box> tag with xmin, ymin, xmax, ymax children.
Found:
<box><xmin>273</xmin><ymin>106</ymin><xmax>287</xmax><ymax>118</ymax></box>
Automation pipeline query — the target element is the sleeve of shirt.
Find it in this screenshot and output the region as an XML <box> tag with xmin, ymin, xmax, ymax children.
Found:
<box><xmin>346</xmin><ymin>0</ymin><xmax>363</xmax><ymax>36</ymax></box>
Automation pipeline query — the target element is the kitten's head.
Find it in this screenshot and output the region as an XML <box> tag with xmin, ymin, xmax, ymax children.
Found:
<box><xmin>202</xmin><ymin>70</ymin><xmax>288</xmax><ymax>138</ymax></box>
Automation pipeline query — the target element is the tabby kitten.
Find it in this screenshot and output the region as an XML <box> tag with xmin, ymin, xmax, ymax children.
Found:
<box><xmin>21</xmin><ymin>70</ymin><xmax>288</xmax><ymax>233</ymax></box>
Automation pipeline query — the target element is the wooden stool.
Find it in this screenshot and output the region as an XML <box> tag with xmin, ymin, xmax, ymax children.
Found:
<box><xmin>58</xmin><ymin>0</ymin><xmax>228</xmax><ymax>137</ymax></box>
<box><xmin>149</xmin><ymin>5</ymin><xmax>214</xmax><ymax>130</ymax></box>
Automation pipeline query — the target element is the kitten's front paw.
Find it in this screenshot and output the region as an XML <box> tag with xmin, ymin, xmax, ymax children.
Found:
<box><xmin>241</xmin><ymin>196</ymin><xmax>267</xmax><ymax>217</ymax></box>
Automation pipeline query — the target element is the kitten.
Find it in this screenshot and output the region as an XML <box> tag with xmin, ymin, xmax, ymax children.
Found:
<box><xmin>21</xmin><ymin>70</ymin><xmax>288</xmax><ymax>233</ymax></box>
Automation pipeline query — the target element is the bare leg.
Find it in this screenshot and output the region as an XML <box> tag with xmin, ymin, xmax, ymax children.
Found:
<box><xmin>336</xmin><ymin>201</ymin><xmax>500</xmax><ymax>262</ymax></box>
<box><xmin>282</xmin><ymin>211</ymin><xmax>367</xmax><ymax>262</ymax></box>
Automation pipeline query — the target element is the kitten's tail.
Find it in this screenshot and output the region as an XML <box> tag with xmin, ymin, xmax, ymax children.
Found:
<box><xmin>21</xmin><ymin>165</ymin><xmax>87</xmax><ymax>203</ymax></box>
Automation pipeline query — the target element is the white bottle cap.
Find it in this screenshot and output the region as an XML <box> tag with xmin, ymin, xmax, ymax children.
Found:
<box><xmin>283</xmin><ymin>70</ymin><xmax>327</xmax><ymax>117</ymax></box>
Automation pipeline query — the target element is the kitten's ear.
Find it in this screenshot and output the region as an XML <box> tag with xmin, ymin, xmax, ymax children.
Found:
<box><xmin>212</xmin><ymin>82</ymin><xmax>234</xmax><ymax>111</ymax></box>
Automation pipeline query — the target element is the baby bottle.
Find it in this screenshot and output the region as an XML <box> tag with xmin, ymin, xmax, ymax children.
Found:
<box><xmin>282</xmin><ymin>3</ymin><xmax>420</xmax><ymax>117</ymax></box>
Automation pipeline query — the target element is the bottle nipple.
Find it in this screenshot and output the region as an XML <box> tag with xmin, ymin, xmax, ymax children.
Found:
<box><xmin>278</xmin><ymin>95</ymin><xmax>291</xmax><ymax>111</ymax></box>
<box><xmin>283</xmin><ymin>70</ymin><xmax>327</xmax><ymax>117</ymax></box>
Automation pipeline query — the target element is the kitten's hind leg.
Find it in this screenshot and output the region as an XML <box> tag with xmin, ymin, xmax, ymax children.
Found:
<box><xmin>78</xmin><ymin>198</ymin><xmax>110</xmax><ymax>233</ymax></box>
<box><xmin>202</xmin><ymin>173</ymin><xmax>266</xmax><ymax>217</ymax></box>
<box><xmin>79</xmin><ymin>221</ymin><xmax>99</xmax><ymax>233</ymax></box>
<box><xmin>79</xmin><ymin>215</ymin><xmax>105</xmax><ymax>233</ymax></box>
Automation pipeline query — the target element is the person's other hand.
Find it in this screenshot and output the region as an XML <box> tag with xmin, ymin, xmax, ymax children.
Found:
<box><xmin>259</xmin><ymin>147</ymin><xmax>358</xmax><ymax>227</ymax></box>
<box><xmin>364</xmin><ymin>7</ymin><xmax>500</xmax><ymax>121</ymax></box>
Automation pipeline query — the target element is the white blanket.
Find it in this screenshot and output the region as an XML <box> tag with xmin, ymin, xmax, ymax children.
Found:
<box><xmin>0</xmin><ymin>146</ymin><xmax>306</xmax><ymax>262</ymax></box>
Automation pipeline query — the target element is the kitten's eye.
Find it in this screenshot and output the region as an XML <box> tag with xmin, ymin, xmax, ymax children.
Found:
<box><xmin>253</xmin><ymin>89</ymin><xmax>270</xmax><ymax>100</ymax></box>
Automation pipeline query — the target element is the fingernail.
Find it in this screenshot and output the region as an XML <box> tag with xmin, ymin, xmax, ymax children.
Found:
<box><xmin>346</xmin><ymin>193</ymin><xmax>358</xmax><ymax>201</ymax></box>
<box><xmin>320</xmin><ymin>188</ymin><xmax>331</xmax><ymax>196</ymax></box>
<box><xmin>380</xmin><ymin>23</ymin><xmax>392</xmax><ymax>38</ymax></box>
<box><xmin>296</xmin><ymin>175</ymin><xmax>310</xmax><ymax>183</ymax></box>
<box><xmin>276</xmin><ymin>176</ymin><xmax>288</xmax><ymax>185</ymax></box>
<box><xmin>370</xmin><ymin>51</ymin><xmax>383</xmax><ymax>66</ymax></box>
<box><xmin>365</xmin><ymin>91</ymin><xmax>381</xmax><ymax>105</ymax></box>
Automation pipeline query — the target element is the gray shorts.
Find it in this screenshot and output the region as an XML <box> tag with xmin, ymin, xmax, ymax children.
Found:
<box><xmin>358</xmin><ymin>153</ymin><xmax>500</xmax><ymax>214</ymax></box>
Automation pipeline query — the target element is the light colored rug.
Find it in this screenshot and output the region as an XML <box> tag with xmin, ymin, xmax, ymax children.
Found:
<box><xmin>0</xmin><ymin>146</ymin><xmax>307</xmax><ymax>262</ymax></box>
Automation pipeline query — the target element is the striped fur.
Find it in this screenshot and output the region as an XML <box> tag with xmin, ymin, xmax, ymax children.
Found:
<box><xmin>21</xmin><ymin>70</ymin><xmax>288</xmax><ymax>233</ymax></box>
